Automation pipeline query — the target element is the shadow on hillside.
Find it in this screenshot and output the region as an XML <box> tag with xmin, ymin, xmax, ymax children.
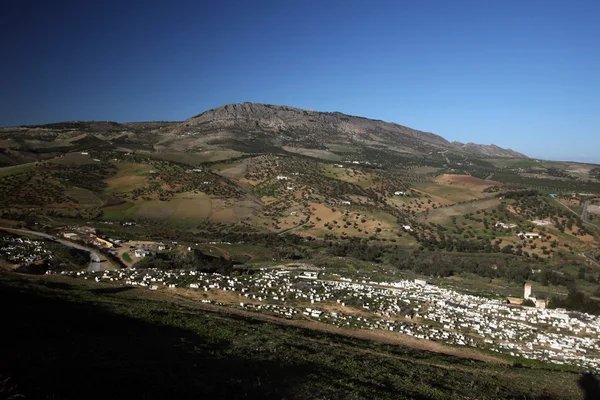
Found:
<box><xmin>89</xmin><ymin>286</ymin><xmax>136</xmax><ymax>295</ymax></box>
<box><xmin>0</xmin><ymin>275</ymin><xmax>595</xmax><ymax>400</ymax></box>
<box><xmin>0</xmin><ymin>279</ymin><xmax>346</xmax><ymax>400</ymax></box>
<box><xmin>579</xmin><ymin>373</ymin><xmax>600</xmax><ymax>400</ymax></box>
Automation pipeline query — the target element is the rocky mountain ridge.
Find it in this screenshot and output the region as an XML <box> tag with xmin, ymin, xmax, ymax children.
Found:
<box><xmin>176</xmin><ymin>103</ymin><xmax>527</xmax><ymax>158</ymax></box>
<box><xmin>1</xmin><ymin>102</ymin><xmax>527</xmax><ymax>159</ymax></box>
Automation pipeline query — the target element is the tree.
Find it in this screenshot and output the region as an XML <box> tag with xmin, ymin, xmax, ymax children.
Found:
<box><xmin>522</xmin><ymin>299</ymin><xmax>536</xmax><ymax>307</ymax></box>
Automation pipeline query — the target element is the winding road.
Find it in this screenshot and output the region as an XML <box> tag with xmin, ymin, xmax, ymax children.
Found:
<box><xmin>552</xmin><ymin>198</ymin><xmax>595</xmax><ymax>227</ymax></box>
<box><xmin>0</xmin><ymin>227</ymin><xmax>106</xmax><ymax>271</ymax></box>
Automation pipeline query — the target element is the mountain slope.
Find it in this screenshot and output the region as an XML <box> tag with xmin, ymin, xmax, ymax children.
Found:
<box><xmin>454</xmin><ymin>142</ymin><xmax>528</xmax><ymax>158</ymax></box>
<box><xmin>169</xmin><ymin>102</ymin><xmax>527</xmax><ymax>158</ymax></box>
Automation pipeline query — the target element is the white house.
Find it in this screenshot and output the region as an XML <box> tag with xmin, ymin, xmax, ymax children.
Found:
<box><xmin>519</xmin><ymin>232</ymin><xmax>541</xmax><ymax>239</ymax></box>
<box><xmin>532</xmin><ymin>220</ymin><xmax>553</xmax><ymax>226</ymax></box>
<box><xmin>394</xmin><ymin>191</ymin><xmax>405</xmax><ymax>196</ymax></box>
<box><xmin>299</xmin><ymin>271</ymin><xmax>318</xmax><ymax>280</ymax></box>
<box><xmin>276</xmin><ymin>175</ymin><xmax>289</xmax><ymax>180</ymax></box>
<box><xmin>402</xmin><ymin>225</ymin><xmax>413</xmax><ymax>232</ymax></box>
<box><xmin>495</xmin><ymin>222</ymin><xmax>517</xmax><ymax>229</ymax></box>
<box><xmin>134</xmin><ymin>249</ymin><xmax>149</xmax><ymax>258</ymax></box>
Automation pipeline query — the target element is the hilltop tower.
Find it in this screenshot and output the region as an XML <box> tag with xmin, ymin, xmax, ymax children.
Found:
<box><xmin>524</xmin><ymin>283</ymin><xmax>532</xmax><ymax>299</ymax></box>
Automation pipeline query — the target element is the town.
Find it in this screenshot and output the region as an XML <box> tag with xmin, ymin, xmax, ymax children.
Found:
<box><xmin>0</xmin><ymin>236</ymin><xmax>54</xmax><ymax>265</ymax></box>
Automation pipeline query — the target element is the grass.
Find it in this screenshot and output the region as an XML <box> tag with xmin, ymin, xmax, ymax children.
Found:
<box><xmin>425</xmin><ymin>198</ymin><xmax>501</xmax><ymax>224</ymax></box>
<box><xmin>104</xmin><ymin>162</ymin><xmax>153</xmax><ymax>193</ymax></box>
<box><xmin>196</xmin><ymin>243</ymin><xmax>277</xmax><ymax>262</ymax></box>
<box><xmin>0</xmin><ymin>164</ymin><xmax>34</xmax><ymax>178</ymax></box>
<box><xmin>326</xmin><ymin>144</ymin><xmax>360</xmax><ymax>153</ymax></box>
<box><xmin>487</xmin><ymin>158</ymin><xmax>548</xmax><ymax>168</ymax></box>
<box><xmin>99</xmin><ymin>201</ymin><xmax>135</xmax><ymax>220</ymax></box>
<box><xmin>101</xmin><ymin>194</ymin><xmax>213</xmax><ymax>226</ymax></box>
<box><xmin>282</xmin><ymin>146</ymin><xmax>342</xmax><ymax>161</ymax></box>
<box><xmin>148</xmin><ymin>150</ymin><xmax>245</xmax><ymax>165</ymax></box>
<box><xmin>47</xmin><ymin>152</ymin><xmax>98</xmax><ymax>166</ymax></box>
<box><xmin>322</xmin><ymin>164</ymin><xmax>373</xmax><ymax>188</ymax></box>
<box><xmin>64</xmin><ymin>186</ymin><xmax>104</xmax><ymax>208</ymax></box>
<box><xmin>0</xmin><ymin>271</ymin><xmax>588</xmax><ymax>399</ymax></box>
<box><xmin>122</xmin><ymin>252</ymin><xmax>132</xmax><ymax>263</ymax></box>
<box><xmin>414</xmin><ymin>183</ymin><xmax>483</xmax><ymax>203</ymax></box>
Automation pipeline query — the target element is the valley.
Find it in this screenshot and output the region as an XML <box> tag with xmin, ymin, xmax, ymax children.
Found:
<box><xmin>1</xmin><ymin>103</ymin><xmax>600</xmax><ymax>398</ymax></box>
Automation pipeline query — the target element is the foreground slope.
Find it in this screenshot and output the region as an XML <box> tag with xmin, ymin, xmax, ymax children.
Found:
<box><xmin>0</xmin><ymin>271</ymin><xmax>586</xmax><ymax>400</ymax></box>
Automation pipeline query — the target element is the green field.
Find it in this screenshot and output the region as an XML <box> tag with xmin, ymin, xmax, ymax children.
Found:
<box><xmin>0</xmin><ymin>164</ymin><xmax>34</xmax><ymax>178</ymax></box>
<box><xmin>64</xmin><ymin>187</ymin><xmax>104</xmax><ymax>208</ymax></box>
<box><xmin>104</xmin><ymin>162</ymin><xmax>154</xmax><ymax>193</ymax></box>
<box><xmin>148</xmin><ymin>150</ymin><xmax>245</xmax><ymax>165</ymax></box>
<box><xmin>282</xmin><ymin>146</ymin><xmax>342</xmax><ymax>161</ymax></box>
<box><xmin>48</xmin><ymin>152</ymin><xmax>98</xmax><ymax>166</ymax></box>
<box><xmin>101</xmin><ymin>194</ymin><xmax>212</xmax><ymax>225</ymax></box>
<box><xmin>487</xmin><ymin>158</ymin><xmax>549</xmax><ymax>168</ymax></box>
<box><xmin>326</xmin><ymin>144</ymin><xmax>360</xmax><ymax>153</ymax></box>
<box><xmin>415</xmin><ymin>183</ymin><xmax>485</xmax><ymax>203</ymax></box>
<box><xmin>425</xmin><ymin>198</ymin><xmax>501</xmax><ymax>224</ymax></box>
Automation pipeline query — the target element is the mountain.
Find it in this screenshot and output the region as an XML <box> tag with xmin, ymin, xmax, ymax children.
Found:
<box><xmin>453</xmin><ymin>142</ymin><xmax>529</xmax><ymax>158</ymax></box>
<box><xmin>167</xmin><ymin>102</ymin><xmax>527</xmax><ymax>158</ymax></box>
<box><xmin>0</xmin><ymin>102</ymin><xmax>527</xmax><ymax>160</ymax></box>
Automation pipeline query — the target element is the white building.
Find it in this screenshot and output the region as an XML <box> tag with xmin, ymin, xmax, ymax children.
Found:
<box><xmin>518</xmin><ymin>232</ymin><xmax>541</xmax><ymax>239</ymax></box>
<box><xmin>134</xmin><ymin>249</ymin><xmax>149</xmax><ymax>258</ymax></box>
<box><xmin>299</xmin><ymin>271</ymin><xmax>318</xmax><ymax>280</ymax></box>
<box><xmin>532</xmin><ymin>220</ymin><xmax>553</xmax><ymax>226</ymax></box>
<box><xmin>495</xmin><ymin>222</ymin><xmax>517</xmax><ymax>229</ymax></box>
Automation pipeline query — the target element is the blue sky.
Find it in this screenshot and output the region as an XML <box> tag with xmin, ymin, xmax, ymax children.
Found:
<box><xmin>1</xmin><ymin>0</ymin><xmax>599</xmax><ymax>163</ymax></box>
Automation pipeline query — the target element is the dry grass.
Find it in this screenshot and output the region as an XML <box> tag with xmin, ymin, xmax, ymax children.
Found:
<box><xmin>425</xmin><ymin>198</ymin><xmax>501</xmax><ymax>224</ymax></box>
<box><xmin>282</xmin><ymin>146</ymin><xmax>341</xmax><ymax>161</ymax></box>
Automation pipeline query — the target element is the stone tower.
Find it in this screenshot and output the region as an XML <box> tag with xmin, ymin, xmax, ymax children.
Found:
<box><xmin>524</xmin><ymin>283</ymin><xmax>532</xmax><ymax>299</ymax></box>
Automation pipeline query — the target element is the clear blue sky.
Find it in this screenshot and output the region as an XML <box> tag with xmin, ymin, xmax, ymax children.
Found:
<box><xmin>1</xmin><ymin>0</ymin><xmax>599</xmax><ymax>163</ymax></box>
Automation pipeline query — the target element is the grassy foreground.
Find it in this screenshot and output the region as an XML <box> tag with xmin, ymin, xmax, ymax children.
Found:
<box><xmin>0</xmin><ymin>272</ymin><xmax>590</xmax><ymax>399</ymax></box>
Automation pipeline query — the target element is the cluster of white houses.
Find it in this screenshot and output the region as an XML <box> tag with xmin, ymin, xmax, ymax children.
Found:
<box><xmin>0</xmin><ymin>236</ymin><xmax>54</xmax><ymax>264</ymax></box>
<box><xmin>57</xmin><ymin>268</ymin><xmax>600</xmax><ymax>370</ymax></box>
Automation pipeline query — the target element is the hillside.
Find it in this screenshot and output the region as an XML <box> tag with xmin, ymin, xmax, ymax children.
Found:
<box><xmin>0</xmin><ymin>271</ymin><xmax>587</xmax><ymax>400</ymax></box>
<box><xmin>454</xmin><ymin>142</ymin><xmax>529</xmax><ymax>158</ymax></box>
<box><xmin>1</xmin><ymin>104</ymin><xmax>600</xmax><ymax>397</ymax></box>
